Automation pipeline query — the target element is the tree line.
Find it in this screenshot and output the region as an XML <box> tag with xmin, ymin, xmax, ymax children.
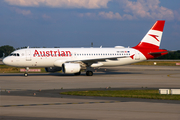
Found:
<box><xmin>0</xmin><ymin>45</ymin><xmax>180</xmax><ymax>59</ymax></box>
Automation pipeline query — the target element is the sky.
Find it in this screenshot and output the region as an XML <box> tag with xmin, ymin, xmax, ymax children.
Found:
<box><xmin>0</xmin><ymin>0</ymin><xmax>180</xmax><ymax>50</ymax></box>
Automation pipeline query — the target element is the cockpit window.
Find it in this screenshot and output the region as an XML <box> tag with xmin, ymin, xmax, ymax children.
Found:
<box><xmin>10</xmin><ymin>53</ymin><xmax>16</xmax><ymax>56</ymax></box>
<box><xmin>10</xmin><ymin>53</ymin><xmax>20</xmax><ymax>57</ymax></box>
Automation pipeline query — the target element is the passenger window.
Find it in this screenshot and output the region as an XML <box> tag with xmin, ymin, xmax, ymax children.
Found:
<box><xmin>17</xmin><ymin>53</ymin><xmax>20</xmax><ymax>56</ymax></box>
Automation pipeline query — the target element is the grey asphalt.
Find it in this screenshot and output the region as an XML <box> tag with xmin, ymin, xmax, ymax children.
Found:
<box><xmin>0</xmin><ymin>65</ymin><xmax>180</xmax><ymax>120</ymax></box>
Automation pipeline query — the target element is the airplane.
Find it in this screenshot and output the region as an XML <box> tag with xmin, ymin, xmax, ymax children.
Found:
<box><xmin>3</xmin><ymin>20</ymin><xmax>168</xmax><ymax>76</ymax></box>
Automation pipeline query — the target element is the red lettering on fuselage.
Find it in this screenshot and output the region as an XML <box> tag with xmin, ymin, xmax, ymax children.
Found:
<box><xmin>66</xmin><ymin>51</ymin><xmax>71</xmax><ymax>56</ymax></box>
<box><xmin>54</xmin><ymin>51</ymin><xmax>57</xmax><ymax>57</ymax></box>
<box><xmin>61</xmin><ymin>51</ymin><xmax>65</xmax><ymax>57</ymax></box>
<box><xmin>33</xmin><ymin>50</ymin><xmax>72</xmax><ymax>57</ymax></box>
<box><xmin>34</xmin><ymin>50</ymin><xmax>39</xmax><ymax>57</ymax></box>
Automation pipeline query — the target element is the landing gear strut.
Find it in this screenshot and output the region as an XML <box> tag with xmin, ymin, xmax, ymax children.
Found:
<box><xmin>86</xmin><ymin>71</ymin><xmax>93</xmax><ymax>76</ymax></box>
<box><xmin>24</xmin><ymin>67</ymin><xmax>29</xmax><ymax>77</ymax></box>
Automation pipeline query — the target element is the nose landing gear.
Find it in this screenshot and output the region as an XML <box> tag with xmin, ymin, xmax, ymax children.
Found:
<box><xmin>24</xmin><ymin>67</ymin><xmax>29</xmax><ymax>77</ymax></box>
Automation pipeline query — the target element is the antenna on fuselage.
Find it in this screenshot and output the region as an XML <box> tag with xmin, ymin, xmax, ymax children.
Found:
<box><xmin>27</xmin><ymin>46</ymin><xmax>29</xmax><ymax>49</ymax></box>
<box><xmin>91</xmin><ymin>42</ymin><xmax>93</xmax><ymax>47</ymax></box>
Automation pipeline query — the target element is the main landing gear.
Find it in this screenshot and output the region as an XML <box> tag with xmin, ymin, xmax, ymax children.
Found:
<box><xmin>86</xmin><ymin>71</ymin><xmax>93</xmax><ymax>76</ymax></box>
<box><xmin>85</xmin><ymin>66</ymin><xmax>93</xmax><ymax>76</ymax></box>
<box><xmin>74</xmin><ymin>71</ymin><xmax>93</xmax><ymax>76</ymax></box>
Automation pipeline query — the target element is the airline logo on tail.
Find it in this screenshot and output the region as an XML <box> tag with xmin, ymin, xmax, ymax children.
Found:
<box><xmin>148</xmin><ymin>34</ymin><xmax>159</xmax><ymax>42</ymax></box>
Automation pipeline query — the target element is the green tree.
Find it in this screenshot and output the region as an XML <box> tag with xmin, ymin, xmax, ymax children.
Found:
<box><xmin>0</xmin><ymin>45</ymin><xmax>15</xmax><ymax>57</ymax></box>
<box><xmin>156</xmin><ymin>50</ymin><xmax>180</xmax><ymax>59</ymax></box>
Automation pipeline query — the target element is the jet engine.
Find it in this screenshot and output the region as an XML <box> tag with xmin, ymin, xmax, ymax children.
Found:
<box><xmin>62</xmin><ymin>63</ymin><xmax>81</xmax><ymax>74</ymax></box>
<box><xmin>45</xmin><ymin>67</ymin><xmax>62</xmax><ymax>72</ymax></box>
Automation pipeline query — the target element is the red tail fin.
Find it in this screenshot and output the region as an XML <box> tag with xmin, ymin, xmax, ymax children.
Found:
<box><xmin>133</xmin><ymin>20</ymin><xmax>167</xmax><ymax>59</ymax></box>
<box><xmin>134</xmin><ymin>20</ymin><xmax>165</xmax><ymax>49</ymax></box>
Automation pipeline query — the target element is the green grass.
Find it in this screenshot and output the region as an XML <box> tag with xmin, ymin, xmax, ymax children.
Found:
<box><xmin>61</xmin><ymin>90</ymin><xmax>180</xmax><ymax>100</ymax></box>
<box><xmin>0</xmin><ymin>64</ymin><xmax>46</xmax><ymax>73</ymax></box>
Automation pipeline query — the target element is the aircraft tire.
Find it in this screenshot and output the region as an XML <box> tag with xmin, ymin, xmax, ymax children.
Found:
<box><xmin>86</xmin><ymin>71</ymin><xmax>93</xmax><ymax>76</ymax></box>
<box><xmin>24</xmin><ymin>73</ymin><xmax>28</xmax><ymax>77</ymax></box>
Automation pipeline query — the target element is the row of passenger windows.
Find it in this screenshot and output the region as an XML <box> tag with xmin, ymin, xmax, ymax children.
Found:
<box><xmin>74</xmin><ymin>53</ymin><xmax>130</xmax><ymax>56</ymax></box>
<box><xmin>33</xmin><ymin>53</ymin><xmax>130</xmax><ymax>56</ymax></box>
<box><xmin>10</xmin><ymin>53</ymin><xmax>130</xmax><ymax>57</ymax></box>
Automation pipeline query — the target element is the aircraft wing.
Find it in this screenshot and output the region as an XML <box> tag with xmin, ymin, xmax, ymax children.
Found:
<box><xmin>66</xmin><ymin>55</ymin><xmax>131</xmax><ymax>64</ymax></box>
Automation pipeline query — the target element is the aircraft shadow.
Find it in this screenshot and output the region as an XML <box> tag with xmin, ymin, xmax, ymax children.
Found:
<box><xmin>0</xmin><ymin>71</ymin><xmax>142</xmax><ymax>76</ymax></box>
<box><xmin>0</xmin><ymin>116</ymin><xmax>95</xmax><ymax>120</ymax></box>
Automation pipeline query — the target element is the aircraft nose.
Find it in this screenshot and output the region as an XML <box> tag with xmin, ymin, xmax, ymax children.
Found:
<box><xmin>2</xmin><ymin>57</ymin><xmax>11</xmax><ymax>65</ymax></box>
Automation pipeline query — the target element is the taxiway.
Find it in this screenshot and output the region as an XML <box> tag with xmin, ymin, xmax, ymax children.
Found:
<box><xmin>0</xmin><ymin>65</ymin><xmax>180</xmax><ymax>120</ymax></box>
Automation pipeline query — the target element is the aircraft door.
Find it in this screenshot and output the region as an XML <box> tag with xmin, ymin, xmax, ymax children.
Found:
<box><xmin>135</xmin><ymin>50</ymin><xmax>140</xmax><ymax>60</ymax></box>
<box><xmin>25</xmin><ymin>50</ymin><xmax>31</xmax><ymax>61</ymax></box>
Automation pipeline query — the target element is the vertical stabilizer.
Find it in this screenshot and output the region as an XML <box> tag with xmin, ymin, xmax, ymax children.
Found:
<box><xmin>134</xmin><ymin>20</ymin><xmax>165</xmax><ymax>49</ymax></box>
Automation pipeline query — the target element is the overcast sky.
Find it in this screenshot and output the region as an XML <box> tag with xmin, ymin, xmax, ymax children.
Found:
<box><xmin>0</xmin><ymin>0</ymin><xmax>180</xmax><ymax>50</ymax></box>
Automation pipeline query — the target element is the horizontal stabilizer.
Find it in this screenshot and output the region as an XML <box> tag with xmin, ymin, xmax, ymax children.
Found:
<box><xmin>148</xmin><ymin>50</ymin><xmax>174</xmax><ymax>55</ymax></box>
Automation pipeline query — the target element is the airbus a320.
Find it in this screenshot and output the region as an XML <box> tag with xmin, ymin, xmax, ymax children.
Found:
<box><xmin>3</xmin><ymin>20</ymin><xmax>168</xmax><ymax>76</ymax></box>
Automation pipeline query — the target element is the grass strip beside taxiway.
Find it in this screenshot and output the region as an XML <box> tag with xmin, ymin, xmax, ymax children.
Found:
<box><xmin>61</xmin><ymin>90</ymin><xmax>180</xmax><ymax>100</ymax></box>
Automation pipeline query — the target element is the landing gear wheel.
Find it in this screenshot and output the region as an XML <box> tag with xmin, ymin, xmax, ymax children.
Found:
<box><xmin>86</xmin><ymin>71</ymin><xmax>93</xmax><ymax>76</ymax></box>
<box><xmin>74</xmin><ymin>71</ymin><xmax>81</xmax><ymax>76</ymax></box>
<box><xmin>24</xmin><ymin>73</ymin><xmax>28</xmax><ymax>77</ymax></box>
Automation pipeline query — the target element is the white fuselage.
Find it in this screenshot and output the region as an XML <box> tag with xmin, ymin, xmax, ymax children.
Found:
<box><xmin>3</xmin><ymin>47</ymin><xmax>146</xmax><ymax>68</ymax></box>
